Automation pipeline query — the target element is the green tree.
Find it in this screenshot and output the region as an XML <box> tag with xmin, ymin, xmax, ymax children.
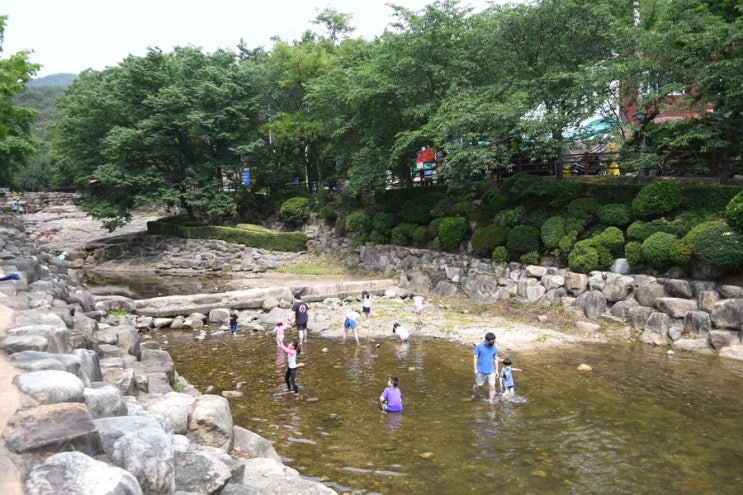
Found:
<box><xmin>0</xmin><ymin>16</ymin><xmax>40</xmax><ymax>188</ymax></box>
<box><xmin>52</xmin><ymin>47</ymin><xmax>263</xmax><ymax>229</ymax></box>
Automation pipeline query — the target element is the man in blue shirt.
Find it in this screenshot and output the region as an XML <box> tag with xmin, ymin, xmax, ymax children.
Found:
<box><xmin>473</xmin><ymin>332</ymin><xmax>499</xmax><ymax>403</ymax></box>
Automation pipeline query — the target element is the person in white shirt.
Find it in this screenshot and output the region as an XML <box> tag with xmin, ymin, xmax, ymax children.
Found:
<box><xmin>392</xmin><ymin>322</ymin><xmax>409</xmax><ymax>343</ymax></box>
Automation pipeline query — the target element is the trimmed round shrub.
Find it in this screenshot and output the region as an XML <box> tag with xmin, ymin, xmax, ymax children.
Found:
<box><xmin>598</xmin><ymin>226</ymin><xmax>625</xmax><ymax>258</ymax></box>
<box><xmin>373</xmin><ymin>212</ymin><xmax>397</xmax><ymax>235</ymax></box>
<box><xmin>357</xmin><ymin>233</ymin><xmax>370</xmax><ymax>245</ymax></box>
<box><xmin>401</xmin><ymin>200</ymin><xmax>432</xmax><ymax>224</ymax></box>
<box><xmin>369</xmin><ymin>230</ymin><xmax>390</xmax><ymax>244</ymax></box>
<box><xmin>471</xmin><ymin>225</ymin><xmax>509</xmax><ymax>257</ymax></box>
<box><xmin>520</xmin><ymin>251</ymin><xmax>540</xmax><ymax>265</ymax></box>
<box><xmin>626</xmin><ymin>218</ymin><xmax>682</xmax><ymax>241</ymax></box>
<box><xmin>411</xmin><ymin>226</ymin><xmax>428</xmax><ymax>245</ymax></box>
<box><xmin>279</xmin><ymin>197</ymin><xmax>311</xmax><ymax>225</ymax></box>
<box><xmin>725</xmin><ymin>191</ymin><xmax>743</xmax><ymax>233</ymax></box>
<box><xmin>541</xmin><ymin>216</ymin><xmax>566</xmax><ymax>250</ymax></box>
<box><xmin>319</xmin><ymin>205</ymin><xmax>337</xmax><ymax>222</ymax></box>
<box><xmin>625</xmin><ymin>241</ymin><xmax>644</xmax><ymax>271</ymax></box>
<box><xmin>631</xmin><ymin>181</ymin><xmax>683</xmax><ymax>219</ymax></box>
<box><xmin>437</xmin><ymin>217</ymin><xmax>470</xmax><ymax>251</ymax></box>
<box><xmin>345</xmin><ymin>211</ymin><xmax>372</xmax><ymax>233</ymax></box>
<box><xmin>558</xmin><ymin>230</ymin><xmax>578</xmax><ymax>258</ymax></box>
<box><xmin>428</xmin><ymin>218</ymin><xmax>444</xmax><ymax>239</ymax></box>
<box><xmin>494</xmin><ymin>206</ymin><xmax>526</xmax><ymax>227</ymax></box>
<box><xmin>597</xmin><ymin>203</ymin><xmax>632</xmax><ymax>227</ymax></box>
<box><xmin>564</xmin><ymin>216</ymin><xmax>586</xmax><ymax>236</ymax></box>
<box><xmin>693</xmin><ymin>225</ymin><xmax>743</xmax><ymax>269</ymax></box>
<box><xmin>568</xmin><ymin>239</ymin><xmax>599</xmax><ymax>273</ymax></box>
<box><xmin>641</xmin><ymin>232</ymin><xmax>677</xmax><ymax>270</ymax></box>
<box><xmin>390</xmin><ymin>223</ymin><xmax>418</xmax><ymax>246</ymax></box>
<box><xmin>669</xmin><ymin>221</ymin><xmax>721</xmax><ymax>265</ymax></box>
<box><xmin>567</xmin><ymin>197</ymin><xmax>600</xmax><ymax>223</ymax></box>
<box><xmin>506</xmin><ymin>225</ymin><xmax>540</xmax><ymax>255</ymax></box>
<box><xmin>492</xmin><ymin>246</ymin><xmax>510</xmax><ymax>263</ymax></box>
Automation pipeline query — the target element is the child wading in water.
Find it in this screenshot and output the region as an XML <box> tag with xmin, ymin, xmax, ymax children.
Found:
<box><xmin>279</xmin><ymin>339</ymin><xmax>302</xmax><ymax>396</ymax></box>
<box><xmin>500</xmin><ymin>358</ymin><xmax>522</xmax><ymax>397</ymax></box>
<box><xmin>229</xmin><ymin>308</ymin><xmax>238</xmax><ymax>336</ymax></box>
<box><xmin>379</xmin><ymin>376</ymin><xmax>403</xmax><ymax>412</ymax></box>
<box><xmin>272</xmin><ymin>320</ymin><xmax>286</xmax><ymax>345</ymax></box>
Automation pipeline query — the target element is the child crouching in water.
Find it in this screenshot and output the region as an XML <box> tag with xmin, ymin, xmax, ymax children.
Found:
<box><xmin>499</xmin><ymin>358</ymin><xmax>522</xmax><ymax>396</ymax></box>
<box><xmin>379</xmin><ymin>376</ymin><xmax>403</xmax><ymax>412</ymax></box>
<box><xmin>279</xmin><ymin>339</ymin><xmax>301</xmax><ymax>396</ymax></box>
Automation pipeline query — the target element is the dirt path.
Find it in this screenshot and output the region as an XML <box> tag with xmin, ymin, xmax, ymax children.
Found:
<box><xmin>0</xmin><ymin>298</ymin><xmax>24</xmax><ymax>495</ymax></box>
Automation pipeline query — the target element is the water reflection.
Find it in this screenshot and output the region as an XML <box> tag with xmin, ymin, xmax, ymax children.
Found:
<box><xmin>159</xmin><ymin>332</ymin><xmax>743</xmax><ymax>495</ymax></box>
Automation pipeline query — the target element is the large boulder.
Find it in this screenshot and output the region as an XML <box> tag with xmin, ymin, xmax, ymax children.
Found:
<box><xmin>711</xmin><ymin>299</ymin><xmax>743</xmax><ymax>330</ymax></box>
<box><xmin>25</xmin><ymin>452</ymin><xmax>142</xmax><ymax>495</ymax></box>
<box><xmin>187</xmin><ymin>394</ymin><xmax>234</xmax><ymax>452</ymax></box>
<box><xmin>232</xmin><ymin>425</ymin><xmax>282</xmax><ymax>463</ymax></box>
<box><xmin>140</xmin><ymin>392</ymin><xmax>197</xmax><ymax>435</ymax></box>
<box><xmin>15</xmin><ymin>369</ymin><xmax>85</xmax><ymax>404</ymax></box>
<box><xmin>639</xmin><ymin>312</ymin><xmax>671</xmax><ymax>345</ymax></box>
<box><xmin>111</xmin><ymin>428</ymin><xmax>175</xmax><ymax>495</ymax></box>
<box><xmin>84</xmin><ymin>385</ymin><xmax>128</xmax><ymax>419</ymax></box>
<box><xmin>174</xmin><ymin>451</ymin><xmax>232</xmax><ymax>495</ymax></box>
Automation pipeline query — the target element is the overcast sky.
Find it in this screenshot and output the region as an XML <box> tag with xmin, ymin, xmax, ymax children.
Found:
<box><xmin>2</xmin><ymin>0</ymin><xmax>504</xmax><ymax>78</ymax></box>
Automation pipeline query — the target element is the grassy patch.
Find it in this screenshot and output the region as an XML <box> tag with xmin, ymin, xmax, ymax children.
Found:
<box><xmin>275</xmin><ymin>255</ymin><xmax>349</xmax><ymax>276</ymax></box>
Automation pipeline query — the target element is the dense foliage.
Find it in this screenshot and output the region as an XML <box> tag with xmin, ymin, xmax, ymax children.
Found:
<box><xmin>0</xmin><ymin>16</ymin><xmax>40</xmax><ymax>188</ymax></box>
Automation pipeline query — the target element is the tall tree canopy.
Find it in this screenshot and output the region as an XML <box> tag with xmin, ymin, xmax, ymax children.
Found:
<box><xmin>27</xmin><ymin>0</ymin><xmax>743</xmax><ymax>226</ymax></box>
<box><xmin>52</xmin><ymin>47</ymin><xmax>263</xmax><ymax>229</ymax></box>
<box><xmin>0</xmin><ymin>15</ymin><xmax>40</xmax><ymax>188</ymax></box>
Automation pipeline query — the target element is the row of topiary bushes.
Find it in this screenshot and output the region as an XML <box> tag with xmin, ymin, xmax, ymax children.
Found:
<box><xmin>293</xmin><ymin>175</ymin><xmax>743</xmax><ymax>275</ymax></box>
<box><xmin>147</xmin><ymin>215</ymin><xmax>308</xmax><ymax>252</ymax></box>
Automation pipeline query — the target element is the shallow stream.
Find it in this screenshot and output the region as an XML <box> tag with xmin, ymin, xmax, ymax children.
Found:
<box><xmin>157</xmin><ymin>330</ymin><xmax>743</xmax><ymax>494</ymax></box>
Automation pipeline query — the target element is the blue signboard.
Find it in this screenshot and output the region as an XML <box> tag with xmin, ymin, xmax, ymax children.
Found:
<box><xmin>242</xmin><ymin>171</ymin><xmax>250</xmax><ymax>186</ymax></box>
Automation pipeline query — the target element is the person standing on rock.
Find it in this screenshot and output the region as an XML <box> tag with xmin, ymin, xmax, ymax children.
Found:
<box><xmin>362</xmin><ymin>290</ymin><xmax>372</xmax><ymax>319</ymax></box>
<box><xmin>292</xmin><ymin>293</ymin><xmax>310</xmax><ymax>344</ymax></box>
<box><xmin>413</xmin><ymin>295</ymin><xmax>424</xmax><ymax>325</ymax></box>
<box><xmin>473</xmin><ymin>332</ymin><xmax>499</xmax><ymax>403</ymax></box>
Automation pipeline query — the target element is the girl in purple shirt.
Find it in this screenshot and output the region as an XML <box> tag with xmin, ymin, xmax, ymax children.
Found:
<box><xmin>379</xmin><ymin>376</ymin><xmax>403</xmax><ymax>412</ymax></box>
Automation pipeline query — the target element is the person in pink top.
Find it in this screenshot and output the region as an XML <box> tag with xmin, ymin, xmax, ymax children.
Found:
<box><xmin>278</xmin><ymin>339</ymin><xmax>301</xmax><ymax>396</ymax></box>
<box><xmin>272</xmin><ymin>320</ymin><xmax>286</xmax><ymax>345</ymax></box>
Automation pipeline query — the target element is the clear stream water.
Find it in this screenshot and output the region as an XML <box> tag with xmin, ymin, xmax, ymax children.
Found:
<box><xmin>156</xmin><ymin>329</ymin><xmax>743</xmax><ymax>495</ymax></box>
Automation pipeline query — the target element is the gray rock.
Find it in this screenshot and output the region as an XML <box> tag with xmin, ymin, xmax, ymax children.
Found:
<box><xmin>111</xmin><ymin>428</ymin><xmax>175</xmax><ymax>495</ymax></box>
<box><xmin>174</xmin><ymin>451</ymin><xmax>231</xmax><ymax>495</ymax></box>
<box><xmin>187</xmin><ymin>394</ymin><xmax>234</xmax><ymax>453</ymax></box>
<box><xmin>602</xmin><ymin>274</ymin><xmax>634</xmax><ymax>303</ymax></box>
<box><xmin>140</xmin><ymin>392</ymin><xmax>197</xmax><ymax>435</ymax></box>
<box><xmin>665</xmin><ymin>279</ymin><xmax>693</xmax><ymax>299</ymax></box>
<box><xmin>94</xmin><ymin>415</ymin><xmax>173</xmax><ymax>457</ymax></box>
<box><xmin>232</xmin><ymin>425</ymin><xmax>282</xmax><ymax>463</ymax></box>
<box><xmin>72</xmin><ymin>348</ymin><xmax>103</xmax><ymax>383</ymax></box>
<box><xmin>672</xmin><ymin>339</ymin><xmax>713</xmax><ymax>353</ymax></box>
<box><xmin>232</xmin><ymin>457</ymin><xmax>336</xmax><ymax>495</ymax></box>
<box><xmin>635</xmin><ymin>282</ymin><xmax>666</xmax><ymax>308</ymax></box>
<box><xmin>683</xmin><ymin>311</ymin><xmax>712</xmax><ymax>337</ymax></box>
<box><xmin>141</xmin><ymin>349</ymin><xmax>175</xmax><ymax>385</ymax></box>
<box><xmin>708</xmin><ymin>330</ymin><xmax>741</xmax><ymax>351</ymax></box>
<box><xmin>610</xmin><ymin>258</ymin><xmax>631</xmax><ymax>274</ymax></box>
<box><xmin>639</xmin><ymin>312</ymin><xmax>671</xmax><ymax>345</ymax></box>
<box><xmin>26</xmin><ymin>452</ymin><xmax>142</xmax><ymax>495</ymax></box>
<box><xmin>719</xmin><ymin>344</ymin><xmax>743</xmax><ymax>361</ymax></box>
<box><xmin>656</xmin><ymin>297</ymin><xmax>698</xmax><ymax>319</ymax></box>
<box><xmin>1</xmin><ymin>334</ymin><xmax>48</xmax><ymax>353</ymax></box>
<box><xmin>4</xmin><ymin>403</ymin><xmax>102</xmax><ymax>455</ymax></box>
<box><xmin>583</xmin><ymin>291</ymin><xmax>607</xmax><ymax>319</ymax></box>
<box><xmin>697</xmin><ymin>290</ymin><xmax>719</xmax><ymax>313</ymax></box>
<box><xmin>84</xmin><ymin>386</ymin><xmax>128</xmax><ymax>419</ymax></box>
<box><xmin>7</xmin><ymin>324</ymin><xmax>70</xmax><ymax>354</ymax></box>
<box><xmin>11</xmin><ymin>349</ymin><xmax>82</xmax><ymax>375</ymax></box>
<box><xmin>711</xmin><ymin>298</ymin><xmax>743</xmax><ymax>329</ymax></box>
<box><xmin>718</xmin><ymin>284</ymin><xmax>743</xmax><ymax>299</ymax></box>
<box><xmin>15</xmin><ymin>369</ymin><xmax>85</xmax><ymax>404</ymax></box>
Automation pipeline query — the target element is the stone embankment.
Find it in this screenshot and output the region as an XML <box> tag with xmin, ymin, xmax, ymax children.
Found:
<box><xmin>0</xmin><ymin>212</ymin><xmax>336</xmax><ymax>495</ymax></box>
<box><xmin>306</xmin><ymin>222</ymin><xmax>743</xmax><ymax>361</ymax></box>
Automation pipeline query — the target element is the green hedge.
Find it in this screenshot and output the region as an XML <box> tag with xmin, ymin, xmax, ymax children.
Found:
<box><xmin>693</xmin><ymin>224</ymin><xmax>743</xmax><ymax>269</ymax></box>
<box><xmin>631</xmin><ymin>181</ymin><xmax>683</xmax><ymax>219</ymax></box>
<box><xmin>147</xmin><ymin>217</ymin><xmax>307</xmax><ymax>252</ymax></box>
